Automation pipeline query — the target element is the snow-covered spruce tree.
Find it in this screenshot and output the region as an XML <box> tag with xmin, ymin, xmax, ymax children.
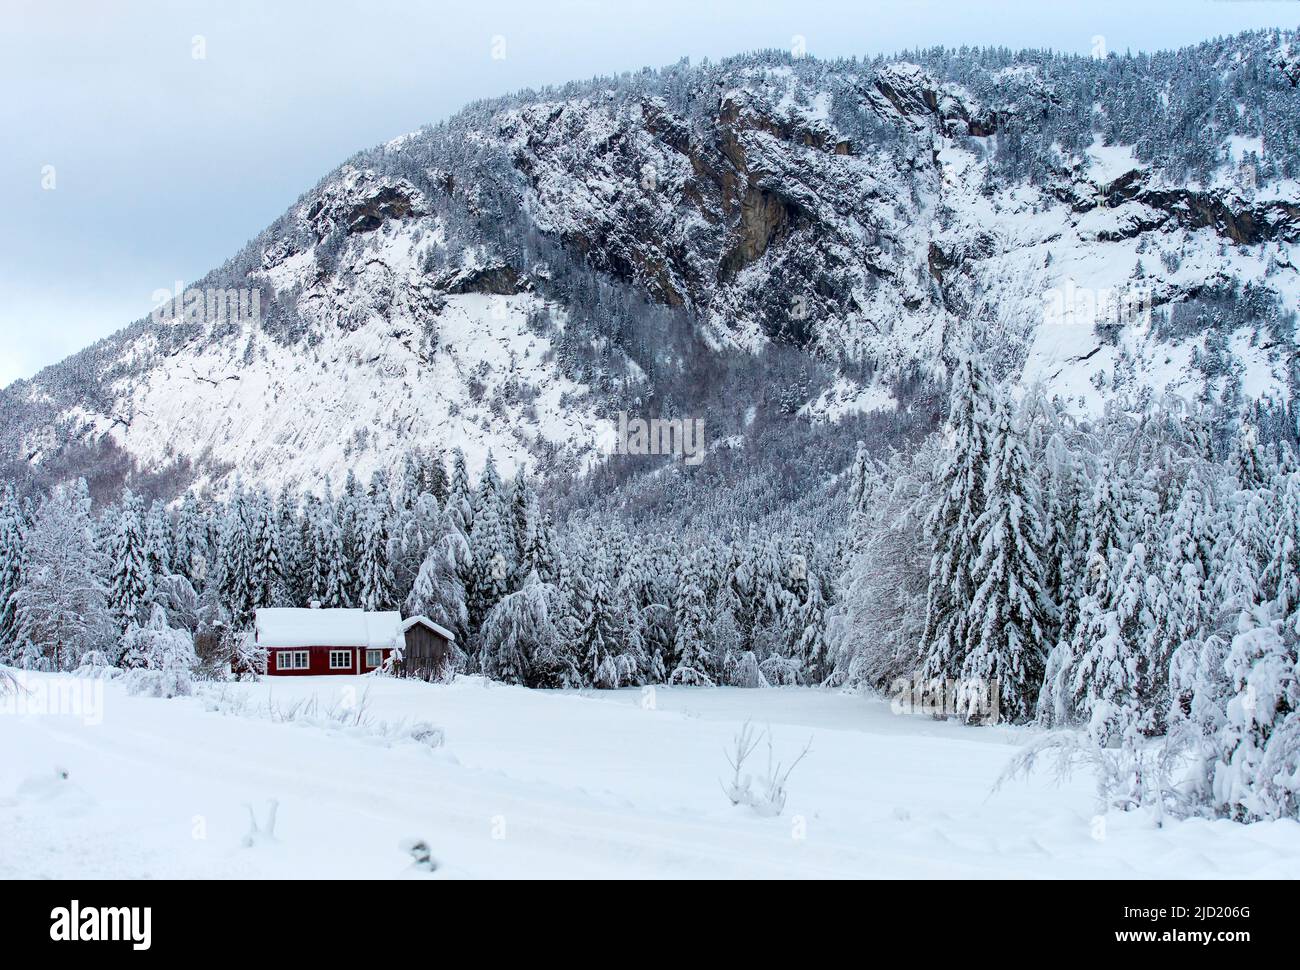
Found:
<box><xmin>144</xmin><ymin>499</ymin><xmax>172</xmax><ymax>581</ymax></box>
<box><xmin>1038</xmin><ymin>427</ymin><xmax>1088</xmax><ymax>657</ymax></box>
<box><xmin>704</xmin><ymin>577</ymin><xmax>752</xmax><ymax>686</ymax></box>
<box><xmin>508</xmin><ymin>466</ymin><xmax>533</xmax><ymax>574</ymax></box>
<box><xmin>480</xmin><ymin>572</ymin><xmax>565</xmax><ymax>686</ymax></box>
<box><xmin>275</xmin><ymin>484</ymin><xmax>305</xmax><ymax>605</ymax></box>
<box><xmin>421</xmin><ymin>448</ymin><xmax>450</xmax><ymax>504</ymax></box>
<box><xmin>1145</xmin><ymin>467</ymin><xmax>1217</xmax><ymax>731</ymax></box>
<box><xmin>1039</xmin><ymin>456</ymin><xmax>1133</xmax><ymax>727</ymax></box>
<box><xmin>960</xmin><ymin>396</ymin><xmax>1051</xmax><ymax>723</ymax></box>
<box><xmin>573</xmin><ymin>547</ymin><xmax>639</xmax><ymax>688</ymax></box>
<box><xmin>11</xmin><ymin>481</ymin><xmax>113</xmax><ymax>670</ymax></box>
<box><xmin>919</xmin><ymin>351</ymin><xmax>995</xmax><ymax>686</ymax></box>
<box><xmin>1232</xmin><ymin>422</ymin><xmax>1270</xmax><ymax>491</ymax></box>
<box><xmin>1214</xmin><ymin>475</ymin><xmax>1276</xmax><ymax>616</ymax></box>
<box><xmin>1071</xmin><ymin>540</ymin><xmax>1155</xmax><ymax>746</ymax></box>
<box><xmin>338</xmin><ymin>470</ymin><xmax>365</xmax><ymax>599</ymax></box>
<box><xmin>0</xmin><ymin>485</ymin><xmax>27</xmax><ymax>655</ymax></box>
<box><xmin>793</xmin><ymin>575</ymin><xmax>830</xmax><ymax>684</ymax></box>
<box><xmin>1212</xmin><ymin>605</ymin><xmax>1299</xmax><ymax>821</ymax></box>
<box><xmin>406</xmin><ymin>531</ymin><xmax>470</xmax><ymax>642</ymax></box>
<box><xmin>389</xmin><ymin>490</ymin><xmax>443</xmax><ymax>605</ymax></box>
<box><xmin>522</xmin><ymin>508</ymin><xmax>558</xmax><ymax>585</ymax></box>
<box><xmin>474</xmin><ymin>451</ymin><xmax>504</xmax><ymax>521</ymax></box>
<box><xmin>829</xmin><ymin>436</ymin><xmax>939</xmax><ymax>690</ymax></box>
<box><xmin>316</xmin><ymin>493</ymin><xmax>351</xmax><ymax>608</ymax></box>
<box><xmin>847</xmin><ymin>439</ymin><xmax>875</xmax><ymax>517</ymax></box>
<box><xmin>446</xmin><ymin>448</ymin><xmax>473</xmax><ymax>537</ymax></box>
<box><xmin>250</xmin><ymin>489</ymin><xmax>286</xmax><ymax>609</ymax></box>
<box><xmin>355</xmin><ymin>499</ymin><xmax>396</xmax><ymax>611</ymax></box>
<box><xmin>467</xmin><ymin>482</ymin><xmax>515</xmax><ymax>638</ymax></box>
<box><xmin>107</xmin><ymin>488</ymin><xmax>151</xmax><ymax>633</ymax></box>
<box><xmin>171</xmin><ymin>491</ymin><xmax>208</xmax><ymax>587</ymax></box>
<box><xmin>1263</xmin><ymin>470</ymin><xmax>1300</xmax><ymax>636</ymax></box>
<box><xmin>616</xmin><ymin>540</ymin><xmax>674</xmax><ymax>682</ymax></box>
<box><xmin>671</xmin><ymin>546</ymin><xmax>715</xmax><ymax>686</ymax></box>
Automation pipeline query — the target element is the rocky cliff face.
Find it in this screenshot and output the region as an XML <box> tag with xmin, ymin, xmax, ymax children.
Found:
<box><xmin>3</xmin><ymin>30</ymin><xmax>1298</xmax><ymax>495</ymax></box>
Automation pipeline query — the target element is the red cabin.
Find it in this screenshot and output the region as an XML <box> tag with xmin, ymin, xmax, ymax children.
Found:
<box><xmin>254</xmin><ymin>607</ymin><xmax>402</xmax><ymax>676</ymax></box>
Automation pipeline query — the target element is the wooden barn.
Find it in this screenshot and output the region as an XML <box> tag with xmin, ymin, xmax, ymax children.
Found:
<box><xmin>397</xmin><ymin>616</ymin><xmax>458</xmax><ymax>679</ymax></box>
<box><xmin>252</xmin><ymin>607</ymin><xmax>402</xmax><ymax>676</ymax></box>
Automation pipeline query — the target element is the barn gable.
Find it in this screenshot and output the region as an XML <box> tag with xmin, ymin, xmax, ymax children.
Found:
<box><xmin>398</xmin><ymin>616</ymin><xmax>458</xmax><ymax>679</ymax></box>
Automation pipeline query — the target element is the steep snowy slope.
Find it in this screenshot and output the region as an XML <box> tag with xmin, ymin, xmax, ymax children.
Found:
<box><xmin>3</xmin><ymin>29</ymin><xmax>1298</xmax><ymax>495</ymax></box>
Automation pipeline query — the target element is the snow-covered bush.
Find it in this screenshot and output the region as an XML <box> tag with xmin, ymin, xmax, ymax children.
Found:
<box><xmin>72</xmin><ymin>650</ymin><xmax>120</xmax><ymax>680</ymax></box>
<box><xmin>721</xmin><ymin>720</ymin><xmax>812</xmax><ymax>817</ymax></box>
<box><xmin>229</xmin><ymin>628</ymin><xmax>267</xmax><ymax>679</ymax></box>
<box><xmin>1211</xmin><ymin>607</ymin><xmax>1300</xmax><ymax>821</ymax></box>
<box><xmin>120</xmin><ymin>605</ymin><xmax>198</xmax><ymax>698</ymax></box>
<box><xmin>200</xmin><ymin>685</ymin><xmax>446</xmax><ymax>750</ymax></box>
<box><xmin>998</xmin><ymin>725</ymin><xmax>1203</xmax><ymax>823</ymax></box>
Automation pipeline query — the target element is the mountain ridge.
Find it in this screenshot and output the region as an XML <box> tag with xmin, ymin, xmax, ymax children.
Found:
<box><xmin>4</xmin><ymin>27</ymin><xmax>1299</xmax><ymax>502</ymax></box>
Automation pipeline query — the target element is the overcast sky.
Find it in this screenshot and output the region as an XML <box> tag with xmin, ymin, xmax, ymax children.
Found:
<box><xmin>3</xmin><ymin>0</ymin><xmax>1298</xmax><ymax>387</ymax></box>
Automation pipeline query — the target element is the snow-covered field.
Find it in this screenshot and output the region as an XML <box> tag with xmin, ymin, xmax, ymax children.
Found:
<box><xmin>3</xmin><ymin>673</ymin><xmax>1297</xmax><ymax>879</ymax></box>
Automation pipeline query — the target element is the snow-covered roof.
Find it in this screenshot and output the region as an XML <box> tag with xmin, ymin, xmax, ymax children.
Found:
<box><xmin>255</xmin><ymin>608</ymin><xmax>403</xmax><ymax>650</ymax></box>
<box><xmin>401</xmin><ymin>615</ymin><xmax>456</xmax><ymax>642</ymax></box>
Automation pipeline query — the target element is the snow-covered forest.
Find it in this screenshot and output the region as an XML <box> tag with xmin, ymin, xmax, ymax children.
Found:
<box><xmin>4</xmin><ymin>24</ymin><xmax>1300</xmax><ymax>889</ymax></box>
<box><xmin>3</xmin><ymin>350</ymin><xmax>1298</xmax><ymax>823</ymax></box>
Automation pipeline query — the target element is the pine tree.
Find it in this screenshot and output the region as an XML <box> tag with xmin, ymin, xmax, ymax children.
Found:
<box><xmin>480</xmin><ymin>573</ymin><xmax>561</xmax><ymax>686</ymax></box>
<box><xmin>508</xmin><ymin>466</ymin><xmax>532</xmax><ymax>577</ymax></box>
<box><xmin>1145</xmin><ymin>468</ymin><xmax>1216</xmax><ymax>730</ymax></box>
<box><xmin>962</xmin><ymin>397</ymin><xmax>1051</xmax><ymax>723</ymax></box>
<box><xmin>0</xmin><ymin>486</ymin><xmax>26</xmax><ymax>653</ymax></box>
<box><xmin>1213</xmin><ymin>605</ymin><xmax>1299</xmax><ymax>821</ymax></box>
<box><xmin>920</xmin><ymin>352</ymin><xmax>995</xmax><ymax>683</ymax></box>
<box><xmin>448</xmin><ymin>448</ymin><xmax>473</xmax><ymax>536</ymax></box>
<box><xmin>172</xmin><ymin>492</ymin><xmax>208</xmax><ymax>587</ymax></box>
<box><xmin>573</xmin><ymin>548</ymin><xmax>633</xmax><ymax>687</ymax></box>
<box><xmin>523</xmin><ymin>509</ymin><xmax>558</xmax><ymax>584</ymax></box>
<box><xmin>11</xmin><ymin>481</ymin><xmax>113</xmax><ymax>670</ymax></box>
<box><xmin>1071</xmin><ymin>541</ymin><xmax>1154</xmax><ymax>745</ymax></box>
<box><xmin>406</xmin><ymin>531</ymin><xmax>470</xmax><ymax>640</ymax></box>
<box><xmin>356</xmin><ymin>500</ymin><xmax>395</xmax><ymax>611</ymax></box>
<box><xmin>467</xmin><ymin>480</ymin><xmax>515</xmax><ymax>636</ymax></box>
<box><xmin>422</xmin><ymin>448</ymin><xmax>450</xmax><ymax>504</ymax></box>
<box><xmin>217</xmin><ymin>485</ymin><xmax>258</xmax><ymax>622</ymax></box>
<box><xmin>276</xmin><ymin>484</ymin><xmax>304</xmax><ymax>604</ymax></box>
<box><xmin>250</xmin><ymin>489</ymin><xmax>285</xmax><ymax>609</ymax></box>
<box><xmin>671</xmin><ymin>547</ymin><xmax>715</xmax><ymax>686</ymax></box>
<box><xmin>108</xmin><ymin>489</ymin><xmax>151</xmax><ymax>633</ymax></box>
<box><xmin>145</xmin><ymin>499</ymin><xmax>172</xmax><ymax>580</ymax></box>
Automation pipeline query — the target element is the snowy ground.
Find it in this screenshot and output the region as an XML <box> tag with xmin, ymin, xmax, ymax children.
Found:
<box><xmin>2</xmin><ymin>673</ymin><xmax>1297</xmax><ymax>879</ymax></box>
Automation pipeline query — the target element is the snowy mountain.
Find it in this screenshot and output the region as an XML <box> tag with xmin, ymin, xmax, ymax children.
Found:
<box><xmin>3</xmin><ymin>28</ymin><xmax>1298</xmax><ymax>497</ymax></box>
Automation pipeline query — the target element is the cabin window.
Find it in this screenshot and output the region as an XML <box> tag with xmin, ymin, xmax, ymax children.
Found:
<box><xmin>366</xmin><ymin>649</ymin><xmax>382</xmax><ymax>668</ymax></box>
<box><xmin>329</xmin><ymin>650</ymin><xmax>353</xmax><ymax>670</ymax></box>
<box><xmin>277</xmin><ymin>650</ymin><xmax>308</xmax><ymax>671</ymax></box>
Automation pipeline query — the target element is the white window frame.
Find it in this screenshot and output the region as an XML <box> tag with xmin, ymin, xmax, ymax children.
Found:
<box><xmin>277</xmin><ymin>650</ymin><xmax>309</xmax><ymax>671</ymax></box>
<box><xmin>329</xmin><ymin>649</ymin><xmax>353</xmax><ymax>671</ymax></box>
<box><xmin>365</xmin><ymin>649</ymin><xmax>382</xmax><ymax>669</ymax></box>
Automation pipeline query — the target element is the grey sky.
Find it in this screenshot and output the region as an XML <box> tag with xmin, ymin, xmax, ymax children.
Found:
<box><xmin>3</xmin><ymin>0</ymin><xmax>1297</xmax><ymax>388</ymax></box>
